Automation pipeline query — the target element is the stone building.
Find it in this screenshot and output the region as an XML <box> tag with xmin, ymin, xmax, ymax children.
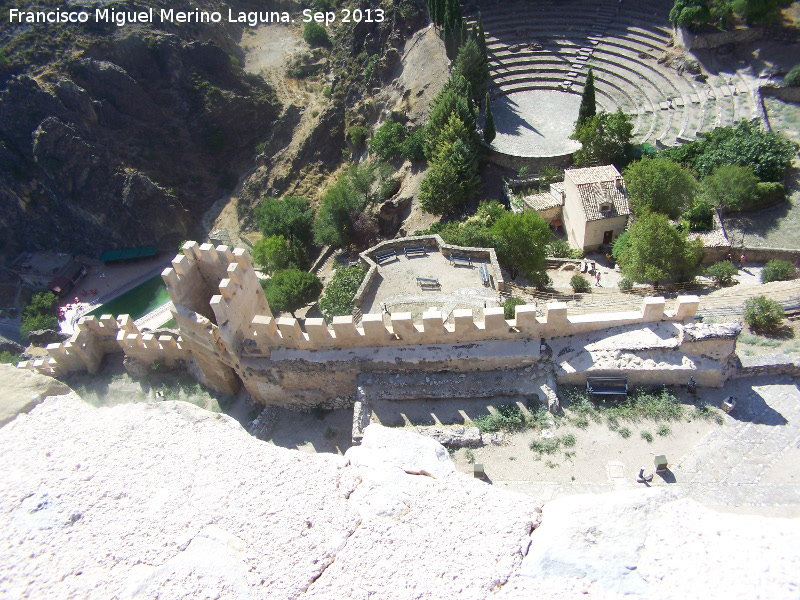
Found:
<box><xmin>561</xmin><ymin>165</ymin><xmax>631</xmax><ymax>251</ymax></box>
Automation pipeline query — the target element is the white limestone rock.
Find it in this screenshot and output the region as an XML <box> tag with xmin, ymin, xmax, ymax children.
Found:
<box><xmin>0</xmin><ymin>364</ymin><xmax>74</xmax><ymax>427</ymax></box>
<box><xmin>0</xmin><ymin>397</ymin><xmax>539</xmax><ymax>600</ymax></box>
<box><xmin>345</xmin><ymin>423</ymin><xmax>456</xmax><ymax>478</ymax></box>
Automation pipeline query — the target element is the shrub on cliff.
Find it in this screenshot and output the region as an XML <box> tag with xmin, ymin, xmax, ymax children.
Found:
<box><xmin>303</xmin><ymin>22</ymin><xmax>330</xmax><ymax>47</ymax></box>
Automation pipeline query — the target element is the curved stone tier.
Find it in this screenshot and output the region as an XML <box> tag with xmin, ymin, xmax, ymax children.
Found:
<box><xmin>470</xmin><ymin>0</ymin><xmax>755</xmax><ymax>151</ymax></box>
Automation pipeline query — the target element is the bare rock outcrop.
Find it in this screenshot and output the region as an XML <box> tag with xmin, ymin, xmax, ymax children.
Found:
<box><xmin>0</xmin><ymin>364</ymin><xmax>74</xmax><ymax>427</ymax></box>
<box><xmin>2</xmin><ymin>386</ymin><xmax>799</xmax><ymax>599</ymax></box>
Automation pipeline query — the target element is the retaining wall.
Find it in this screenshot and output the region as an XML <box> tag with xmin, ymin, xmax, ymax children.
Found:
<box><xmin>675</xmin><ymin>26</ymin><xmax>763</xmax><ymax>50</ymax></box>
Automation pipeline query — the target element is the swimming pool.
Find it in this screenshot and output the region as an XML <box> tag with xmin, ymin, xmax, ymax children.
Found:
<box><xmin>88</xmin><ymin>276</ymin><xmax>170</xmax><ymax>321</ymax></box>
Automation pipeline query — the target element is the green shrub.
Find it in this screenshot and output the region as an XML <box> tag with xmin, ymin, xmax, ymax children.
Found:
<box><xmin>472</xmin><ymin>403</ymin><xmax>525</xmax><ymax>433</ymax></box>
<box><xmin>546</xmin><ymin>239</ymin><xmax>572</xmax><ymax>258</ymax></box>
<box><xmin>503</xmin><ymin>297</ymin><xmax>526</xmax><ymax>319</ymax></box>
<box><xmin>318</xmin><ymin>264</ymin><xmax>366</xmax><ymax>322</ymax></box>
<box><xmin>0</xmin><ymin>351</ymin><xmax>20</xmax><ymax>364</ymax></box>
<box><xmin>260</xmin><ymin>269</ymin><xmax>322</xmax><ymax>316</ymax></box>
<box><xmin>570</xmin><ymin>274</ymin><xmax>591</xmax><ymax>292</ymax></box>
<box><xmin>761</xmin><ymin>260</ymin><xmax>796</xmax><ymax>283</ymax></box>
<box><xmin>400</xmin><ymin>128</ymin><xmax>426</xmax><ymax>161</ymax></box>
<box><xmin>20</xmin><ymin>291</ymin><xmax>59</xmax><ymax>337</ymax></box>
<box><xmin>744</xmin><ymin>296</ymin><xmax>784</xmax><ymax>332</ymax></box>
<box><xmin>657</xmin><ymin>423</ymin><xmax>671</xmax><ymax>437</ymax></box>
<box><xmin>784</xmin><ymin>64</ymin><xmax>800</xmax><ymax>87</ymax></box>
<box><xmin>754</xmin><ymin>181</ymin><xmax>785</xmax><ymax>207</ymax></box>
<box><xmin>529</xmin><ymin>437</ymin><xmax>561</xmax><ymax>455</ymax></box>
<box><xmin>303</xmin><ymin>22</ymin><xmax>330</xmax><ymax>47</ymax></box>
<box><xmin>562</xmin><ymin>433</ymin><xmax>576</xmax><ymax>448</ymax></box>
<box><xmin>705</xmin><ymin>261</ymin><xmax>738</xmax><ymax>285</ymax></box>
<box><xmin>618</xmin><ymin>277</ymin><xmax>633</xmax><ymax>291</ymax></box>
<box><xmin>640</xmin><ymin>430</ymin><xmax>653</xmax><ymax>443</ymax></box>
<box><xmin>618</xmin><ymin>426</ymin><xmax>632</xmax><ymax>438</ymax></box>
<box><xmin>368</xmin><ymin>120</ymin><xmax>405</xmax><ymax>159</ymax></box>
<box><xmin>347</xmin><ymin>125</ymin><xmax>369</xmax><ymax>148</ymax></box>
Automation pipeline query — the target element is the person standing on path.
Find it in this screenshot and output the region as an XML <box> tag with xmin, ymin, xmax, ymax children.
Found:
<box><xmin>739</xmin><ymin>253</ymin><xmax>746</xmax><ymax>269</ymax></box>
<box><xmin>595</xmin><ymin>271</ymin><xmax>601</xmax><ymax>287</ymax></box>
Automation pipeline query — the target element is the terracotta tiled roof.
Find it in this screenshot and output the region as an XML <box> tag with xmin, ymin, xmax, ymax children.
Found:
<box><xmin>565</xmin><ymin>165</ymin><xmax>621</xmax><ymax>185</ymax></box>
<box><xmin>575</xmin><ymin>180</ymin><xmax>631</xmax><ymax>221</ymax></box>
<box><xmin>523</xmin><ymin>193</ymin><xmax>562</xmax><ymax>211</ymax></box>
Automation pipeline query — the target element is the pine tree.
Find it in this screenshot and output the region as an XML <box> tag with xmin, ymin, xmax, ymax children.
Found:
<box><xmin>577</xmin><ymin>68</ymin><xmax>596</xmax><ymax>128</ymax></box>
<box><xmin>484</xmin><ymin>92</ymin><xmax>496</xmax><ymax>144</ymax></box>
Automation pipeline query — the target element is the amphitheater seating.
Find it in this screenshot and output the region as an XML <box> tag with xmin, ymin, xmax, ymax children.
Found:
<box><xmin>469</xmin><ymin>0</ymin><xmax>748</xmax><ymax>148</ymax></box>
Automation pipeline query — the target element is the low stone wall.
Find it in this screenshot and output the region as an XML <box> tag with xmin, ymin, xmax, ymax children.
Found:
<box><xmin>675</xmin><ymin>26</ymin><xmax>762</xmax><ymax>50</ymax></box>
<box><xmin>760</xmin><ymin>84</ymin><xmax>800</xmax><ymax>104</ymax></box>
<box><xmin>701</xmin><ymin>245</ymin><xmax>800</xmax><ymax>265</ymax></box>
<box><xmin>486</xmin><ymin>148</ymin><xmax>574</xmax><ymax>173</ymax></box>
<box><xmin>734</xmin><ymin>353</ymin><xmax>800</xmax><ymax>378</ymax></box>
<box><xmin>360</xmin><ymin>234</ymin><xmax>506</xmax><ymax>295</ymax></box>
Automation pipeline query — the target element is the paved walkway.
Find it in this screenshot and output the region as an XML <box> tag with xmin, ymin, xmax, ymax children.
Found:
<box><xmin>496</xmin><ymin>376</ymin><xmax>800</xmax><ymax>517</ymax></box>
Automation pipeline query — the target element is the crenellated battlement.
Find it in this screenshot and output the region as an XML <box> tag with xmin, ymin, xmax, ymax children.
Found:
<box><xmin>18</xmin><ymin>239</ymin><xmax>711</xmax><ymax>409</ymax></box>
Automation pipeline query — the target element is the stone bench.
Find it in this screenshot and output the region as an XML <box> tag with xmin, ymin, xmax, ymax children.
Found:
<box><xmin>586</xmin><ymin>376</ymin><xmax>629</xmax><ymax>396</ymax></box>
<box><xmin>416</xmin><ymin>276</ymin><xmax>440</xmax><ymax>288</ymax></box>
<box><xmin>450</xmin><ymin>254</ymin><xmax>472</xmax><ymax>268</ymax></box>
<box><xmin>404</xmin><ymin>245</ymin><xmax>427</xmax><ymax>257</ymax></box>
<box><xmin>375</xmin><ymin>249</ymin><xmax>397</xmax><ymax>264</ymax></box>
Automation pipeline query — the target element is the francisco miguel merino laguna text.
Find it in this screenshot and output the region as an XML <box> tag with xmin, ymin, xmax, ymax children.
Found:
<box><xmin>6</xmin><ymin>8</ymin><xmax>329</xmax><ymax>28</ymax></box>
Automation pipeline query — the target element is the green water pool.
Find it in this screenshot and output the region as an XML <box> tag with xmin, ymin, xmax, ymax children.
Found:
<box><xmin>88</xmin><ymin>276</ymin><xmax>170</xmax><ymax>321</ymax></box>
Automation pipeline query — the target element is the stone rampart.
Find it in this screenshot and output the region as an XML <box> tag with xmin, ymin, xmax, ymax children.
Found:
<box><xmin>17</xmin><ymin>242</ymin><xmax>716</xmax><ymax>408</ymax></box>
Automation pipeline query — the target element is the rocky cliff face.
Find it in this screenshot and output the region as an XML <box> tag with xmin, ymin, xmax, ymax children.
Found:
<box><xmin>1</xmin><ymin>368</ymin><xmax>798</xmax><ymax>599</ymax></box>
<box><xmin>0</xmin><ymin>1</ymin><xmax>280</xmax><ymax>258</ymax></box>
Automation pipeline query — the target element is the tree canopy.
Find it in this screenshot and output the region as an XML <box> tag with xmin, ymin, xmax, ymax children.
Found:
<box><xmin>571</xmin><ymin>109</ymin><xmax>634</xmax><ymax>169</ymax></box>
<box><xmin>623</xmin><ymin>158</ymin><xmax>697</xmax><ymax>218</ymax></box>
<box><xmin>251</xmin><ymin>235</ymin><xmax>306</xmax><ymax>274</ymax></box>
<box><xmin>313</xmin><ymin>163</ymin><xmax>394</xmax><ymax>247</ymax></box>
<box><xmin>453</xmin><ymin>37</ymin><xmax>489</xmax><ymax>101</ymax></box>
<box><xmin>255</xmin><ymin>196</ymin><xmax>314</xmax><ymax>252</ymax></box>
<box><xmin>669</xmin><ymin>0</ymin><xmax>792</xmax><ymax>29</ymax></box>
<box><xmin>615</xmin><ymin>212</ymin><xmax>703</xmax><ymax>285</ymax></box>
<box><xmin>701</xmin><ymin>164</ymin><xmax>759</xmax><ymax>211</ymax></box>
<box><xmin>490</xmin><ymin>210</ymin><xmax>551</xmax><ymax>279</ymax></box>
<box><xmin>660</xmin><ymin>120</ymin><xmax>797</xmax><ymax>183</ymax></box>
<box><xmin>260</xmin><ymin>269</ymin><xmax>322</xmax><ymax>316</ymax></box>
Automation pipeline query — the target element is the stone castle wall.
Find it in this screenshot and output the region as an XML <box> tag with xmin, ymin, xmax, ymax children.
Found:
<box><xmin>19</xmin><ymin>241</ymin><xmax>727</xmax><ymax>408</ymax></box>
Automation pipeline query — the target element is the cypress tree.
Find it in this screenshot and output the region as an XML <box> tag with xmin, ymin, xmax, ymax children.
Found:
<box><xmin>427</xmin><ymin>0</ymin><xmax>435</xmax><ymax>23</ymax></box>
<box><xmin>577</xmin><ymin>68</ymin><xmax>596</xmax><ymax>127</ymax></box>
<box><xmin>444</xmin><ymin>19</ymin><xmax>455</xmax><ymax>60</ymax></box>
<box><xmin>484</xmin><ymin>92</ymin><xmax>496</xmax><ymax>144</ymax></box>
<box><xmin>460</xmin><ymin>19</ymin><xmax>468</xmax><ymax>54</ymax></box>
<box><xmin>477</xmin><ymin>13</ymin><xmax>487</xmax><ymax>59</ymax></box>
<box><xmin>435</xmin><ymin>0</ymin><xmax>445</xmax><ymax>28</ymax></box>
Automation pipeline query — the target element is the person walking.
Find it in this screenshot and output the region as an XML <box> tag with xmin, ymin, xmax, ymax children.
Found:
<box><xmin>739</xmin><ymin>253</ymin><xmax>746</xmax><ymax>269</ymax></box>
<box><xmin>595</xmin><ymin>271</ymin><xmax>601</xmax><ymax>287</ymax></box>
